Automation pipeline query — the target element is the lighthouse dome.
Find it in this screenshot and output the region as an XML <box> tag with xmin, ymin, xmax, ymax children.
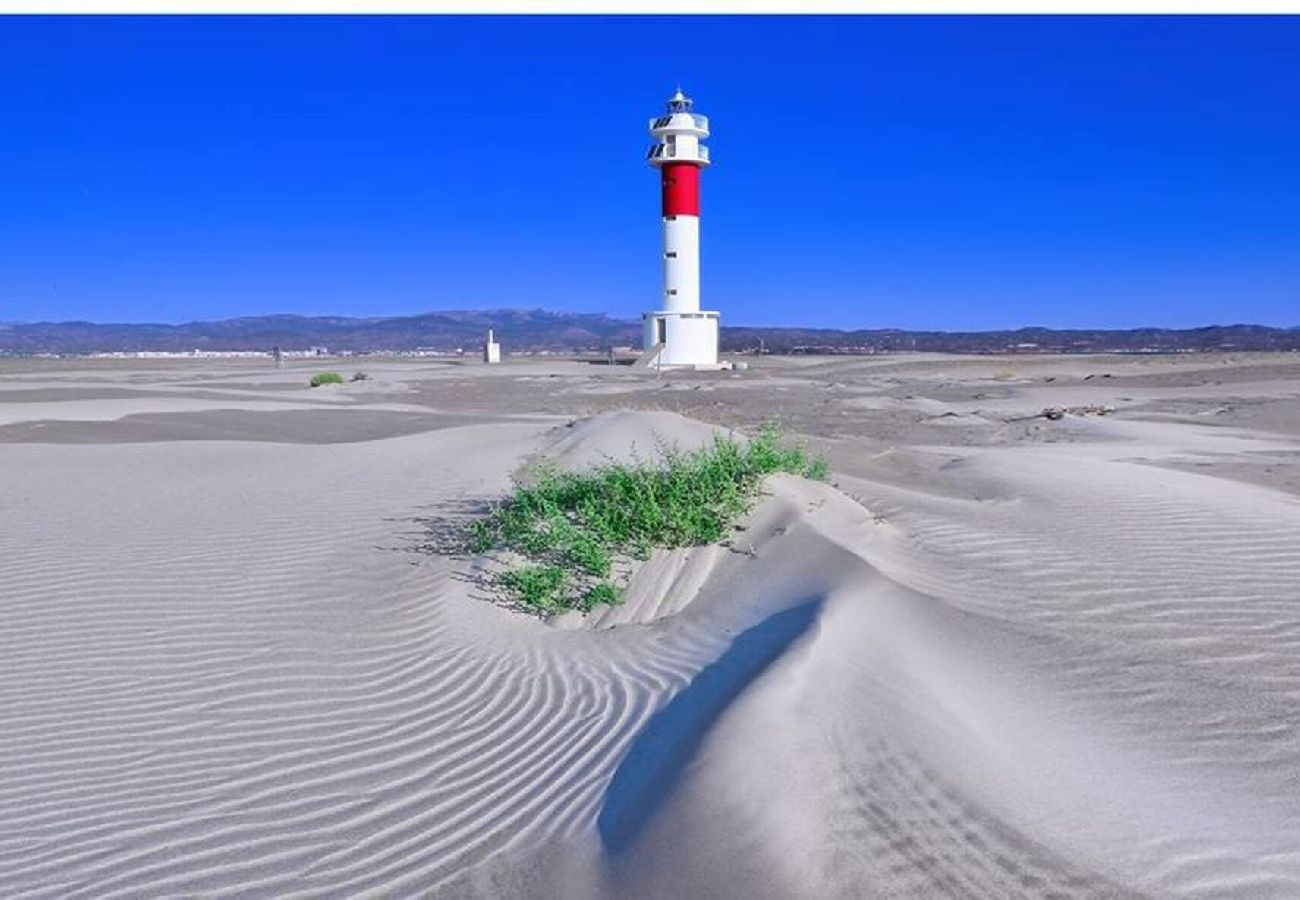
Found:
<box><xmin>648</xmin><ymin>88</ymin><xmax>710</xmax><ymax>141</ymax></box>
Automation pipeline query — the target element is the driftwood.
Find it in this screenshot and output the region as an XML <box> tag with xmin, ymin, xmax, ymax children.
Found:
<box><xmin>1009</xmin><ymin>404</ymin><xmax>1116</xmax><ymax>423</ymax></box>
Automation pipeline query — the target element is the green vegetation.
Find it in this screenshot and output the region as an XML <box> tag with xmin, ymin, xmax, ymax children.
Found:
<box><xmin>498</xmin><ymin>565</ymin><xmax>569</xmax><ymax>610</ymax></box>
<box><xmin>467</xmin><ymin>425</ymin><xmax>828</xmax><ymax>615</ymax></box>
<box><xmin>309</xmin><ymin>371</ymin><xmax>345</xmax><ymax>387</ymax></box>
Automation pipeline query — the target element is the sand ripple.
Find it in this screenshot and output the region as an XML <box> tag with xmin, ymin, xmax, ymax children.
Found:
<box><xmin>3</xmin><ymin>408</ymin><xmax>1299</xmax><ymax>897</ymax></box>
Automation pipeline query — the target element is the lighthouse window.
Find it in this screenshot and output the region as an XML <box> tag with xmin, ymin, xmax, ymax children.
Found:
<box><xmin>667</xmin><ymin>289</ymin><xmax>678</xmax><ymax>295</ymax></box>
<box><xmin>665</xmin><ymin>251</ymin><xmax>677</xmax><ymax>258</ymax></box>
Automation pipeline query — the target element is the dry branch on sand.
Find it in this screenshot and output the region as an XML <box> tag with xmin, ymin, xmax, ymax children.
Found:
<box><xmin>1010</xmin><ymin>404</ymin><xmax>1117</xmax><ymax>423</ymax></box>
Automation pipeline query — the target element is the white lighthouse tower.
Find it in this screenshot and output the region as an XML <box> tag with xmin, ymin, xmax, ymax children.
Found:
<box><xmin>642</xmin><ymin>88</ymin><xmax>720</xmax><ymax>369</ymax></box>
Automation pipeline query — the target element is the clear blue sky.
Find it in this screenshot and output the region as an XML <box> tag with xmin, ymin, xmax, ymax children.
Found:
<box><xmin>2</xmin><ymin>16</ymin><xmax>1297</xmax><ymax>330</ymax></box>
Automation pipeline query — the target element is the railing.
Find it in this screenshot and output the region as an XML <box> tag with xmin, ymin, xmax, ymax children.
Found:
<box><xmin>650</xmin><ymin>113</ymin><xmax>709</xmax><ymax>133</ymax></box>
<box><xmin>647</xmin><ymin>144</ymin><xmax>710</xmax><ymax>163</ymax></box>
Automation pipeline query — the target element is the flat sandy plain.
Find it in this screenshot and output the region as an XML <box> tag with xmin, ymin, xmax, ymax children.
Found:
<box><xmin>2</xmin><ymin>352</ymin><xmax>1299</xmax><ymax>898</ymax></box>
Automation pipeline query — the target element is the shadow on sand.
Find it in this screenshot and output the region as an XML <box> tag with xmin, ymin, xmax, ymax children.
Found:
<box><xmin>597</xmin><ymin>598</ymin><xmax>823</xmax><ymax>855</ymax></box>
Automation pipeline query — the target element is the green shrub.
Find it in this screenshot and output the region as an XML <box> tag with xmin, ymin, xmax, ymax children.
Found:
<box><xmin>309</xmin><ymin>372</ymin><xmax>344</xmax><ymax>387</ymax></box>
<box><xmin>581</xmin><ymin>582</ymin><xmax>621</xmax><ymax>609</ymax></box>
<box><xmin>466</xmin><ymin>424</ymin><xmax>829</xmax><ymax>614</ymax></box>
<box><xmin>498</xmin><ymin>565</ymin><xmax>569</xmax><ymax>613</ymax></box>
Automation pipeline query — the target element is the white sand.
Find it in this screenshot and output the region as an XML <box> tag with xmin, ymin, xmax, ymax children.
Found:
<box><xmin>2</xmin><ymin>353</ymin><xmax>1299</xmax><ymax>897</ymax></box>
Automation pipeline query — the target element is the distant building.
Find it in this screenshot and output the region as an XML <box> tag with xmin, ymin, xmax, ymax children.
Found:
<box><xmin>484</xmin><ymin>329</ymin><xmax>501</xmax><ymax>364</ymax></box>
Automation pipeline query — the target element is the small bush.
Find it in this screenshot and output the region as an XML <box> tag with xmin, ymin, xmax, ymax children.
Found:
<box><xmin>465</xmin><ymin>424</ymin><xmax>829</xmax><ymax>614</ymax></box>
<box><xmin>350</xmin><ymin>371</ymin><xmax>370</xmax><ymax>382</ymax></box>
<box><xmin>310</xmin><ymin>372</ymin><xmax>344</xmax><ymax>387</ymax></box>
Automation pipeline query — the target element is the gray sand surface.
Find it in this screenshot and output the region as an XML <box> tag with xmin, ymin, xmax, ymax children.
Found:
<box><xmin>2</xmin><ymin>352</ymin><xmax>1298</xmax><ymax>897</ymax></box>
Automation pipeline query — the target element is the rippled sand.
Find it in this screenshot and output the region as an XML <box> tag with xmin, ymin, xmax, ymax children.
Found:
<box><xmin>2</xmin><ymin>352</ymin><xmax>1298</xmax><ymax>897</ymax></box>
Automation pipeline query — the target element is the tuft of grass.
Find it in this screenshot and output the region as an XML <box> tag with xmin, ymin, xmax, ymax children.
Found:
<box><xmin>309</xmin><ymin>372</ymin><xmax>344</xmax><ymax>387</ymax></box>
<box><xmin>803</xmin><ymin>456</ymin><xmax>831</xmax><ymax>482</ymax></box>
<box><xmin>498</xmin><ymin>564</ymin><xmax>570</xmax><ymax>613</ymax></box>
<box><xmin>467</xmin><ymin>424</ymin><xmax>829</xmax><ymax>614</ymax></box>
<box><xmin>581</xmin><ymin>582</ymin><xmax>621</xmax><ymax>610</ymax></box>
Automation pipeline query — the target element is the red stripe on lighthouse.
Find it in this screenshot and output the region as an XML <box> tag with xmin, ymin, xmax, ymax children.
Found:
<box><xmin>661</xmin><ymin>163</ymin><xmax>700</xmax><ymax>217</ymax></box>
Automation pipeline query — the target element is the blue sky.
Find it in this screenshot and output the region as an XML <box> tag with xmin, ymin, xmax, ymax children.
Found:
<box><xmin>2</xmin><ymin>16</ymin><xmax>1297</xmax><ymax>330</ymax></box>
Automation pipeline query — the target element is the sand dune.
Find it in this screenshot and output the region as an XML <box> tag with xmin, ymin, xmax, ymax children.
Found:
<box><xmin>2</xmin><ymin>354</ymin><xmax>1298</xmax><ymax>897</ymax></box>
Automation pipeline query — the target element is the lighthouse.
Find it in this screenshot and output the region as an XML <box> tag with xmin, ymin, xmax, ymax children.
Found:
<box><xmin>642</xmin><ymin>88</ymin><xmax>720</xmax><ymax>369</ymax></box>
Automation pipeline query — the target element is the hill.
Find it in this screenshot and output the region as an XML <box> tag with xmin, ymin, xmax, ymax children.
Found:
<box><xmin>1</xmin><ymin>310</ymin><xmax>1297</xmax><ymax>355</ymax></box>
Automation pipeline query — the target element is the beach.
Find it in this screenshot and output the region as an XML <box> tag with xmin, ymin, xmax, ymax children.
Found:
<box><xmin>2</xmin><ymin>352</ymin><xmax>1298</xmax><ymax>897</ymax></box>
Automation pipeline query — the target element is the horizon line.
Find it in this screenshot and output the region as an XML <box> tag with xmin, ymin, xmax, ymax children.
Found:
<box><xmin>3</xmin><ymin>310</ymin><xmax>1297</xmax><ymax>333</ymax></box>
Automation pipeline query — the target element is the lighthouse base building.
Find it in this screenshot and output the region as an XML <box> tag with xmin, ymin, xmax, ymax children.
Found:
<box><xmin>642</xmin><ymin>310</ymin><xmax>720</xmax><ymax>369</ymax></box>
<box><xmin>641</xmin><ymin>89</ymin><xmax>723</xmax><ymax>370</ymax></box>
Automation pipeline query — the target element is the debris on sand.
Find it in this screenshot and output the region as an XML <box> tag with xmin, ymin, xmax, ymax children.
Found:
<box><xmin>1011</xmin><ymin>404</ymin><xmax>1116</xmax><ymax>423</ymax></box>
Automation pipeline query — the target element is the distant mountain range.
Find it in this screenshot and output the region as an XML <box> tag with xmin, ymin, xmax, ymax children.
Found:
<box><xmin>2</xmin><ymin>309</ymin><xmax>1298</xmax><ymax>355</ymax></box>
<box><xmin>0</xmin><ymin>310</ymin><xmax>636</xmax><ymax>356</ymax></box>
